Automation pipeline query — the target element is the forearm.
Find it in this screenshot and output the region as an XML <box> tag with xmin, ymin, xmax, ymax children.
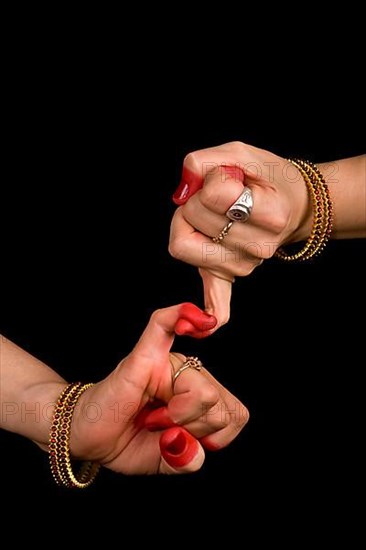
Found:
<box><xmin>0</xmin><ymin>336</ymin><xmax>67</xmax><ymax>450</ymax></box>
<box><xmin>320</xmin><ymin>156</ymin><xmax>366</xmax><ymax>239</ymax></box>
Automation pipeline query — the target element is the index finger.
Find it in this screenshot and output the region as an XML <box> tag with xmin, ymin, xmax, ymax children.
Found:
<box><xmin>172</xmin><ymin>143</ymin><xmax>245</xmax><ymax>205</ymax></box>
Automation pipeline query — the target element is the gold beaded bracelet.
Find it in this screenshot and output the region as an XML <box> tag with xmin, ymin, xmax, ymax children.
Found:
<box><xmin>49</xmin><ymin>382</ymin><xmax>100</xmax><ymax>488</ymax></box>
<box><xmin>275</xmin><ymin>159</ymin><xmax>333</xmax><ymax>262</ymax></box>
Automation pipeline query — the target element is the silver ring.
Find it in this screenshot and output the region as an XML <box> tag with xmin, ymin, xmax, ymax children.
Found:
<box><xmin>173</xmin><ymin>356</ymin><xmax>203</xmax><ymax>385</ymax></box>
<box><xmin>226</xmin><ymin>187</ymin><xmax>253</xmax><ymax>222</ymax></box>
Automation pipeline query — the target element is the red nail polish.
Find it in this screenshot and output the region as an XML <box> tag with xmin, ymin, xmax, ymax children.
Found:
<box><xmin>222</xmin><ymin>165</ymin><xmax>245</xmax><ymax>183</ymax></box>
<box><xmin>200</xmin><ymin>436</ymin><xmax>221</xmax><ymax>451</ymax></box>
<box><xmin>144</xmin><ymin>407</ymin><xmax>176</xmax><ymax>431</ymax></box>
<box><xmin>174</xmin><ymin>303</ymin><xmax>217</xmax><ymax>339</ymax></box>
<box><xmin>172</xmin><ymin>167</ymin><xmax>203</xmax><ymax>205</ymax></box>
<box><xmin>172</xmin><ymin>181</ymin><xmax>190</xmax><ymax>204</ymax></box>
<box><xmin>160</xmin><ymin>427</ymin><xmax>198</xmax><ymax>468</ymax></box>
<box><xmin>179</xmin><ymin>303</ymin><xmax>217</xmax><ymax>330</ymax></box>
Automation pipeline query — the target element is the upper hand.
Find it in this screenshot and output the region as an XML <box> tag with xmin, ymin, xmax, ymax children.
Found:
<box><xmin>169</xmin><ymin>141</ymin><xmax>310</xmax><ymax>330</ymax></box>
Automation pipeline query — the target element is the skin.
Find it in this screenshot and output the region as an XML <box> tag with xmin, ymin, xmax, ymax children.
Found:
<box><xmin>170</xmin><ymin>142</ymin><xmax>366</xmax><ymax>329</ymax></box>
<box><xmin>0</xmin><ymin>303</ymin><xmax>249</xmax><ymax>476</ymax></box>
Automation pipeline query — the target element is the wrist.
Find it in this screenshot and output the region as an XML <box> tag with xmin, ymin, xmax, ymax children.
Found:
<box><xmin>285</xmin><ymin>160</ymin><xmax>328</xmax><ymax>245</ymax></box>
<box><xmin>288</xmin><ymin>197</ymin><xmax>313</xmax><ymax>244</ymax></box>
<box><xmin>49</xmin><ymin>382</ymin><xmax>101</xmax><ymax>488</ymax></box>
<box><xmin>285</xmin><ymin>176</ymin><xmax>312</xmax><ymax>245</ymax></box>
<box><xmin>276</xmin><ymin>159</ymin><xmax>334</xmax><ymax>262</ymax></box>
<box><xmin>67</xmin><ymin>384</ymin><xmax>97</xmax><ymax>460</ymax></box>
<box><xmin>22</xmin><ymin>381</ymin><xmax>68</xmax><ymax>451</ymax></box>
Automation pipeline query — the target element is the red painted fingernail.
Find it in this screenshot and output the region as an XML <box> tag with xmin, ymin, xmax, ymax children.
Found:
<box><xmin>172</xmin><ymin>167</ymin><xmax>203</xmax><ymax>205</ymax></box>
<box><xmin>172</xmin><ymin>180</ymin><xmax>190</xmax><ymax>205</ymax></box>
<box><xmin>144</xmin><ymin>407</ymin><xmax>176</xmax><ymax>431</ymax></box>
<box><xmin>174</xmin><ymin>304</ymin><xmax>217</xmax><ymax>339</ymax></box>
<box><xmin>179</xmin><ymin>303</ymin><xmax>217</xmax><ymax>331</ymax></box>
<box><xmin>223</xmin><ymin>165</ymin><xmax>245</xmax><ymax>182</ymax></box>
<box><xmin>175</xmin><ymin>319</ymin><xmax>215</xmax><ymax>338</ymax></box>
<box><xmin>200</xmin><ymin>436</ymin><xmax>221</xmax><ymax>451</ymax></box>
<box><xmin>160</xmin><ymin>427</ymin><xmax>199</xmax><ymax>468</ymax></box>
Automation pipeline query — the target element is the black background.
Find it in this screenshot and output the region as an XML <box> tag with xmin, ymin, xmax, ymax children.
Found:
<box><xmin>1</xmin><ymin>19</ymin><xmax>365</xmax><ymax>542</ymax></box>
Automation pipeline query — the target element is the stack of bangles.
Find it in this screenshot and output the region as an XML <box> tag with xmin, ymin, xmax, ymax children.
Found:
<box><xmin>49</xmin><ymin>382</ymin><xmax>100</xmax><ymax>489</ymax></box>
<box><xmin>275</xmin><ymin>159</ymin><xmax>333</xmax><ymax>261</ymax></box>
<box><xmin>212</xmin><ymin>158</ymin><xmax>333</xmax><ymax>262</ymax></box>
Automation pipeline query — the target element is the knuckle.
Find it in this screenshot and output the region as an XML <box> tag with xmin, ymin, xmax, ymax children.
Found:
<box><xmin>227</xmin><ymin>140</ymin><xmax>245</xmax><ymax>153</ymax></box>
<box><xmin>200</xmin><ymin>186</ymin><xmax>221</xmax><ymax>210</ymax></box>
<box><xmin>183</xmin><ymin>151</ymin><xmax>200</xmax><ymax>171</ymax></box>
<box><xmin>258</xmin><ymin>246</ymin><xmax>274</xmax><ymax>260</ymax></box>
<box><xmin>265</xmin><ymin>204</ymin><xmax>290</xmax><ymax>235</ymax></box>
<box><xmin>149</xmin><ymin>308</ymin><xmax>164</xmax><ymax>324</ymax></box>
<box><xmin>240</xmin><ymin>405</ymin><xmax>250</xmax><ymax>426</ymax></box>
<box><xmin>169</xmin><ymin>352</ymin><xmax>186</xmax><ymax>365</ymax></box>
<box><xmin>168</xmin><ymin>239</ymin><xmax>178</xmax><ymax>258</ymax></box>
<box><xmin>197</xmin><ymin>384</ymin><xmax>220</xmax><ymax>407</ymax></box>
<box><xmin>168</xmin><ymin>238</ymin><xmax>185</xmax><ymax>260</ymax></box>
<box><xmin>218</xmin><ymin>311</ymin><xmax>230</xmax><ymax>326</ymax></box>
<box><xmin>232</xmin><ymin>262</ymin><xmax>255</xmax><ymax>277</ymax></box>
<box><xmin>226</xmin><ymin>402</ymin><xmax>249</xmax><ymax>430</ymax></box>
<box><xmin>181</xmin><ymin>198</ymin><xmax>195</xmax><ymax>220</ymax></box>
<box><xmin>209</xmin><ymin>417</ymin><xmax>227</xmax><ymax>431</ymax></box>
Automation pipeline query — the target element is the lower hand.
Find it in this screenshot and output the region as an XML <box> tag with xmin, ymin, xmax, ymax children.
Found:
<box><xmin>69</xmin><ymin>303</ymin><xmax>249</xmax><ymax>474</ymax></box>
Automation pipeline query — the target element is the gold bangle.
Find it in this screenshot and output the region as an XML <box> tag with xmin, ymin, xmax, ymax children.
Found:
<box><xmin>49</xmin><ymin>382</ymin><xmax>100</xmax><ymax>489</ymax></box>
<box><xmin>275</xmin><ymin>159</ymin><xmax>333</xmax><ymax>262</ymax></box>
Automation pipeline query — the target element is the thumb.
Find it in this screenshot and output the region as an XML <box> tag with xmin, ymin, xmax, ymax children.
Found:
<box><xmin>199</xmin><ymin>268</ymin><xmax>232</xmax><ymax>330</ymax></box>
<box><xmin>132</xmin><ymin>303</ymin><xmax>217</xmax><ymax>361</ymax></box>
<box><xmin>159</xmin><ymin>427</ymin><xmax>205</xmax><ymax>474</ymax></box>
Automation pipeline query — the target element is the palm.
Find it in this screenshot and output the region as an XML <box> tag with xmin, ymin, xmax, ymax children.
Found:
<box><xmin>73</xmin><ymin>354</ymin><xmax>173</xmax><ymax>473</ymax></box>
<box><xmin>106</xmin><ymin>427</ymin><xmax>163</xmax><ymax>475</ymax></box>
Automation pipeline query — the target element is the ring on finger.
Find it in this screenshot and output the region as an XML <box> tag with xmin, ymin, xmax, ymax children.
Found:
<box><xmin>212</xmin><ymin>221</ymin><xmax>233</xmax><ymax>244</ymax></box>
<box><xmin>173</xmin><ymin>356</ymin><xmax>203</xmax><ymax>386</ymax></box>
<box><xmin>226</xmin><ymin>187</ymin><xmax>253</xmax><ymax>223</ymax></box>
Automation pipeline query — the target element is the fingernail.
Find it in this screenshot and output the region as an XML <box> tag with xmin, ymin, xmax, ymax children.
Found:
<box><xmin>144</xmin><ymin>407</ymin><xmax>176</xmax><ymax>431</ymax></box>
<box><xmin>175</xmin><ymin>319</ymin><xmax>213</xmax><ymax>339</ymax></box>
<box><xmin>179</xmin><ymin>303</ymin><xmax>217</xmax><ymax>330</ymax></box>
<box><xmin>172</xmin><ymin>181</ymin><xmax>190</xmax><ymax>205</ymax></box>
<box><xmin>222</xmin><ymin>165</ymin><xmax>244</xmax><ymax>183</ymax></box>
<box><xmin>160</xmin><ymin>427</ymin><xmax>198</xmax><ymax>468</ymax></box>
<box><xmin>200</xmin><ymin>436</ymin><xmax>221</xmax><ymax>451</ymax></box>
<box><xmin>198</xmin><ymin>313</ymin><xmax>217</xmax><ymax>331</ymax></box>
<box><xmin>172</xmin><ymin>167</ymin><xmax>203</xmax><ymax>205</ymax></box>
<box><xmin>175</xmin><ymin>305</ymin><xmax>217</xmax><ymax>338</ymax></box>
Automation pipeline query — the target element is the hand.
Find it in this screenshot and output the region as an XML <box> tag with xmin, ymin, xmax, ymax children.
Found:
<box><xmin>69</xmin><ymin>303</ymin><xmax>249</xmax><ymax>475</ymax></box>
<box><xmin>169</xmin><ymin>141</ymin><xmax>310</xmax><ymax>329</ymax></box>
